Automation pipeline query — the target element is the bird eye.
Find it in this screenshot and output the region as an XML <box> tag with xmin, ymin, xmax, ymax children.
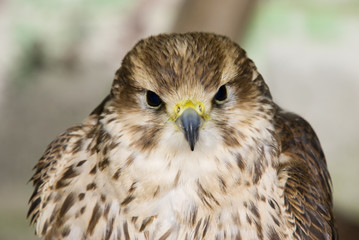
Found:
<box><xmin>214</xmin><ymin>85</ymin><xmax>228</xmax><ymax>103</ymax></box>
<box><xmin>146</xmin><ymin>90</ymin><xmax>163</xmax><ymax>108</ymax></box>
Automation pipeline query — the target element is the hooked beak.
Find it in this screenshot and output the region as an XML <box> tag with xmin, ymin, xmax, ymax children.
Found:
<box><xmin>172</xmin><ymin>99</ymin><xmax>208</xmax><ymax>151</ymax></box>
<box><xmin>176</xmin><ymin>108</ymin><xmax>201</xmax><ymax>151</ymax></box>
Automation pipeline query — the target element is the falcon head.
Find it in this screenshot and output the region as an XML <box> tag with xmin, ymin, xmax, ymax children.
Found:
<box><xmin>103</xmin><ymin>33</ymin><xmax>273</xmax><ymax>155</ymax></box>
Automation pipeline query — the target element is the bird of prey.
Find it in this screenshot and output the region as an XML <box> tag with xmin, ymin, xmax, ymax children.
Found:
<box><xmin>28</xmin><ymin>32</ymin><xmax>336</xmax><ymax>240</ymax></box>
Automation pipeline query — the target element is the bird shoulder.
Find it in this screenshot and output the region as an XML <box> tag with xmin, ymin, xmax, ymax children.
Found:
<box><xmin>275</xmin><ymin>109</ymin><xmax>337</xmax><ymax>239</ymax></box>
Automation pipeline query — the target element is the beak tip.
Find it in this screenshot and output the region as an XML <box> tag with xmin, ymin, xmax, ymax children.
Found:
<box><xmin>176</xmin><ymin>108</ymin><xmax>201</xmax><ymax>152</ymax></box>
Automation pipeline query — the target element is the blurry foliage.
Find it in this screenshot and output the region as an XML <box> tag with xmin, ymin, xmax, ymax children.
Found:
<box><xmin>243</xmin><ymin>0</ymin><xmax>359</xmax><ymax>69</ymax></box>
<box><xmin>247</xmin><ymin>1</ymin><xmax>357</xmax><ymax>38</ymax></box>
<box><xmin>10</xmin><ymin>0</ymin><xmax>135</xmax><ymax>85</ymax></box>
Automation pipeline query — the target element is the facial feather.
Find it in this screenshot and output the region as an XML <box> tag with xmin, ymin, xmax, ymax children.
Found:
<box><xmin>109</xmin><ymin>32</ymin><xmax>273</xmax><ymax>154</ymax></box>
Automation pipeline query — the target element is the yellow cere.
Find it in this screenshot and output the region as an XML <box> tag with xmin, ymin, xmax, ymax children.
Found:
<box><xmin>169</xmin><ymin>99</ymin><xmax>210</xmax><ymax>122</ymax></box>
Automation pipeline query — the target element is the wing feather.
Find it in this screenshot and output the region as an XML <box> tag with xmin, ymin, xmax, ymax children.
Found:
<box><xmin>28</xmin><ymin>125</ymin><xmax>82</xmax><ymax>222</ymax></box>
<box><xmin>28</xmin><ymin>96</ymin><xmax>110</xmax><ymax>235</ymax></box>
<box><xmin>275</xmin><ymin>109</ymin><xmax>337</xmax><ymax>239</ymax></box>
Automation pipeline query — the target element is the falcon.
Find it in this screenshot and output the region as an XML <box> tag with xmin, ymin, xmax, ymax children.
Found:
<box><xmin>28</xmin><ymin>32</ymin><xmax>337</xmax><ymax>239</ymax></box>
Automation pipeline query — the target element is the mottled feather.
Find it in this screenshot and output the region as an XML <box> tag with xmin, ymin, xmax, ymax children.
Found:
<box><xmin>275</xmin><ymin>110</ymin><xmax>337</xmax><ymax>239</ymax></box>
<box><xmin>28</xmin><ymin>32</ymin><xmax>336</xmax><ymax>240</ymax></box>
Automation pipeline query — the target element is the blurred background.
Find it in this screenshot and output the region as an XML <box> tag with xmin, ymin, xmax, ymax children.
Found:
<box><xmin>0</xmin><ymin>0</ymin><xmax>358</xmax><ymax>239</ymax></box>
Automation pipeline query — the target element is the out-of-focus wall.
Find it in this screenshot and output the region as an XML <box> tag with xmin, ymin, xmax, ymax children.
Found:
<box><xmin>0</xmin><ymin>0</ymin><xmax>358</xmax><ymax>239</ymax></box>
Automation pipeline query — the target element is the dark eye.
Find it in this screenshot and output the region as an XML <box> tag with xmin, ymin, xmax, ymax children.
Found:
<box><xmin>214</xmin><ymin>85</ymin><xmax>228</xmax><ymax>103</ymax></box>
<box><xmin>146</xmin><ymin>90</ymin><xmax>163</xmax><ymax>108</ymax></box>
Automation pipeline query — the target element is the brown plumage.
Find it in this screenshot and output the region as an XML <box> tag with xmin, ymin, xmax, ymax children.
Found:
<box><xmin>28</xmin><ymin>32</ymin><xmax>337</xmax><ymax>239</ymax></box>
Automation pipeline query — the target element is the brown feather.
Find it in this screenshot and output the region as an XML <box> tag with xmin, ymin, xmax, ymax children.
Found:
<box><xmin>275</xmin><ymin>108</ymin><xmax>337</xmax><ymax>239</ymax></box>
<box><xmin>28</xmin><ymin>32</ymin><xmax>336</xmax><ymax>240</ymax></box>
